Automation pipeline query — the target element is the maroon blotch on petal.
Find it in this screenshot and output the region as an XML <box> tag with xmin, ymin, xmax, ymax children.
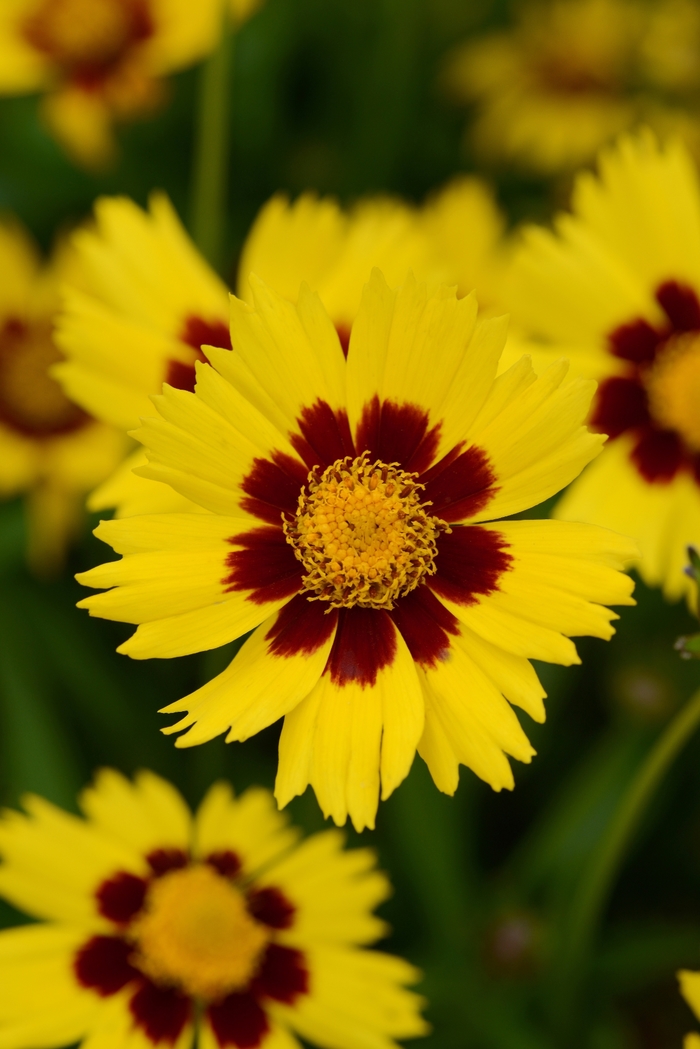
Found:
<box><xmin>208</xmin><ymin>992</ymin><xmax>269</xmax><ymax>1048</ymax></box>
<box><xmin>608</xmin><ymin>318</ymin><xmax>662</xmax><ymax>363</ymax></box>
<box><xmin>335</xmin><ymin>323</ymin><xmax>351</xmax><ymax>357</ymax></box>
<box><xmin>247</xmin><ymin>886</ymin><xmax>296</xmax><ymax>929</ymax></box>
<box><xmin>590</xmin><ymin>376</ymin><xmax>650</xmax><ymax>438</ymax></box>
<box><xmin>252</xmin><ymin>944</ymin><xmax>309</xmax><ymax>1004</ymax></box>
<box><xmin>355</xmin><ymin>397</ymin><xmax>441</xmax><ymax>475</ymax></box>
<box><xmin>181</xmin><ymin>316</ymin><xmax>232</xmax><ymax>352</ymax></box>
<box><xmin>240</xmin><ymin>453</ymin><xmax>307</xmax><ymax>523</ymax></box>
<box><xmin>390</xmin><ymin>586</ymin><xmax>460</xmax><ymax>669</ymax></box>
<box><xmin>223</xmin><ymin>527</ymin><xmax>303</xmax><ymax>604</ymax></box>
<box><xmin>290</xmin><ymin>400</ymin><xmax>354</xmax><ymax>469</ymax></box>
<box><xmin>265</xmin><ymin>593</ymin><xmax>338</xmax><ymax>658</ymax></box>
<box><xmin>207</xmin><ymin>850</ymin><xmax>242</xmax><ymax>878</ymax></box>
<box><xmin>147</xmin><ymin>848</ymin><xmax>189</xmax><ymax>876</ymax></box>
<box><xmin>95</xmin><ymin>871</ymin><xmax>148</xmax><ymax>925</ymax></box>
<box><xmin>164</xmin><ymin>359</ymin><xmax>198</xmax><ymax>393</ymax></box>
<box><xmin>656</xmin><ymin>281</ymin><xmax>700</xmax><ymax>332</ymax></box>
<box><xmin>326</xmin><ymin>607</ymin><xmax>397</xmax><ymax>688</ymax></box>
<box><xmin>631</xmin><ymin>428</ymin><xmax>684</xmax><ymax>482</ymax></box>
<box><xmin>130</xmin><ymin>980</ymin><xmax>192</xmax><ymax>1045</ymax></box>
<box><xmin>74</xmin><ymin>935</ymin><xmax>138</xmax><ymax>996</ymax></box>
<box><xmin>429</xmin><ymin>526</ymin><xmax>512</xmax><ymax>606</ymax></box>
<box><xmin>422</xmin><ymin>444</ymin><xmax>497</xmax><ymax>522</ymax></box>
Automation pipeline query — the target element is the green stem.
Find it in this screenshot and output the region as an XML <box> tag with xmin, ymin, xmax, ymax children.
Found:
<box><xmin>555</xmin><ymin>685</ymin><xmax>700</xmax><ymax>1037</ymax></box>
<box><xmin>190</xmin><ymin>20</ymin><xmax>234</xmax><ymax>272</ymax></box>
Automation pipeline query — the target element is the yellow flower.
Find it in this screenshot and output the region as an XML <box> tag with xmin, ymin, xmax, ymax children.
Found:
<box><xmin>0</xmin><ymin>0</ymin><xmax>224</xmax><ymax>168</ymax></box>
<box><xmin>503</xmin><ymin>130</ymin><xmax>700</xmax><ymax>602</ymax></box>
<box><xmin>679</xmin><ymin>970</ymin><xmax>700</xmax><ymax>1048</ymax></box>
<box><xmin>55</xmin><ymin>180</ymin><xmax>505</xmax><ymax>517</ymax></box>
<box><xmin>0</xmin><ymin>768</ymin><xmax>427</xmax><ymax>1049</ymax></box>
<box><xmin>76</xmin><ymin>271</ymin><xmax>635</xmax><ymax>830</ymax></box>
<box><xmin>443</xmin><ymin>0</ymin><xmax>700</xmax><ymax>174</ymax></box>
<box><xmin>0</xmin><ymin>219</ymin><xmax>125</xmax><ymax>574</ymax></box>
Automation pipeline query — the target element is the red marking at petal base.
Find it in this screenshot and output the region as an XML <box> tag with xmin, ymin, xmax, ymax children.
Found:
<box><xmin>165</xmin><ymin>359</ymin><xmax>198</xmax><ymax>392</ymax></box>
<box><xmin>252</xmin><ymin>944</ymin><xmax>309</xmax><ymax>1004</ymax></box>
<box><xmin>656</xmin><ymin>281</ymin><xmax>700</xmax><ymax>332</ymax></box>
<box><xmin>223</xmin><ymin>527</ymin><xmax>303</xmax><ymax>604</ymax></box>
<box><xmin>326</xmin><ymin>607</ymin><xmax>397</xmax><ymax>688</ymax></box>
<box><xmin>130</xmin><ymin>980</ymin><xmax>192</xmax><ymax>1045</ymax></box>
<box><xmin>265</xmin><ymin>593</ymin><xmax>338</xmax><ymax>658</ymax></box>
<box><xmin>390</xmin><ymin>585</ymin><xmax>460</xmax><ymax>669</ymax></box>
<box><xmin>208</xmin><ymin>992</ymin><xmax>269</xmax><ymax>1048</ymax></box>
<box><xmin>430</xmin><ymin>526</ymin><xmax>512</xmax><ymax>606</ymax></box>
<box><xmin>608</xmin><ymin>318</ymin><xmax>662</xmax><ymax>363</ymax></box>
<box><xmin>247</xmin><ymin>886</ymin><xmax>296</xmax><ymax>929</ymax></box>
<box><xmin>181</xmin><ymin>316</ymin><xmax>232</xmax><ymax>352</ymax></box>
<box><xmin>240</xmin><ymin>453</ymin><xmax>307</xmax><ymax>523</ymax></box>
<box><xmin>336</xmin><ymin>323</ymin><xmax>351</xmax><ymax>357</ymax></box>
<box><xmin>591</xmin><ymin>376</ymin><xmax>650</xmax><ymax>438</ymax></box>
<box><xmin>206</xmin><ymin>850</ymin><xmax>242</xmax><ymax>878</ymax></box>
<box><xmin>95</xmin><ymin>871</ymin><xmax>147</xmax><ymax>925</ymax></box>
<box><xmin>290</xmin><ymin>400</ymin><xmax>354</xmax><ymax>469</ymax></box>
<box><xmin>74</xmin><ymin>935</ymin><xmax>137</xmax><ymax>996</ymax></box>
<box><xmin>422</xmin><ymin>444</ymin><xmax>498</xmax><ymax>522</ymax></box>
<box><xmin>355</xmin><ymin>397</ymin><xmax>441</xmax><ymax>475</ymax></box>
<box><xmin>147</xmin><ymin>849</ymin><xmax>189</xmax><ymax>876</ymax></box>
<box><xmin>631</xmin><ymin>427</ymin><xmax>684</xmax><ymax>482</ymax></box>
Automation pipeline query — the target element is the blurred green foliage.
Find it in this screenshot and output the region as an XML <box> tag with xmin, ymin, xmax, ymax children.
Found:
<box><xmin>1</xmin><ymin>1</ymin><xmax>699</xmax><ymax>1047</ymax></box>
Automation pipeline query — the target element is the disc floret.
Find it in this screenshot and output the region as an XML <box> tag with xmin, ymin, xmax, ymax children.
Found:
<box><xmin>284</xmin><ymin>454</ymin><xmax>450</xmax><ymax>610</ymax></box>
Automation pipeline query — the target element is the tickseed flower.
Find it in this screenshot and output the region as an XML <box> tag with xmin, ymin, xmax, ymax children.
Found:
<box><xmin>0</xmin><ymin>218</ymin><xmax>124</xmax><ymax>574</ymax></box>
<box><xmin>54</xmin><ymin>179</ymin><xmax>505</xmax><ymax>517</ymax></box>
<box><xmin>442</xmin><ymin>0</ymin><xmax>700</xmax><ymax>174</ymax></box>
<box><xmin>0</xmin><ymin>0</ymin><xmax>223</xmax><ymax>168</ymax></box>
<box><xmin>77</xmin><ymin>271</ymin><xmax>636</xmax><ymax>830</ymax></box>
<box><xmin>0</xmin><ymin>768</ymin><xmax>426</xmax><ymax>1049</ymax></box>
<box><xmin>678</xmin><ymin>969</ymin><xmax>700</xmax><ymax>1048</ymax></box>
<box><xmin>503</xmin><ymin>131</ymin><xmax>700</xmax><ymax>602</ymax></box>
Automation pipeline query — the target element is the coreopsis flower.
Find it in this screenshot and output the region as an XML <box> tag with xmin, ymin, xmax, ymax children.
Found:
<box><xmin>503</xmin><ymin>131</ymin><xmax>700</xmax><ymax>602</ymax></box>
<box><xmin>76</xmin><ymin>271</ymin><xmax>636</xmax><ymax>830</ymax></box>
<box><xmin>0</xmin><ymin>768</ymin><xmax>427</xmax><ymax>1049</ymax></box>
<box><xmin>54</xmin><ymin>179</ymin><xmax>505</xmax><ymax>516</ymax></box>
<box><xmin>443</xmin><ymin>0</ymin><xmax>700</xmax><ymax>174</ymax></box>
<box><xmin>679</xmin><ymin>970</ymin><xmax>700</xmax><ymax>1048</ymax></box>
<box><xmin>0</xmin><ymin>0</ymin><xmax>223</xmax><ymax>168</ymax></box>
<box><xmin>0</xmin><ymin>219</ymin><xmax>125</xmax><ymax>574</ymax></box>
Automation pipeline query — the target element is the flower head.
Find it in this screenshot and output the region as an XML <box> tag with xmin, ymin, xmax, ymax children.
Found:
<box><xmin>0</xmin><ymin>218</ymin><xmax>124</xmax><ymax>573</ymax></box>
<box><xmin>55</xmin><ymin>182</ymin><xmax>505</xmax><ymax>517</ymax></box>
<box><xmin>0</xmin><ymin>768</ymin><xmax>426</xmax><ymax>1049</ymax></box>
<box><xmin>77</xmin><ymin>271</ymin><xmax>636</xmax><ymax>830</ymax></box>
<box><xmin>443</xmin><ymin>0</ymin><xmax>700</xmax><ymax>173</ymax></box>
<box><xmin>0</xmin><ymin>0</ymin><xmax>223</xmax><ymax>167</ymax></box>
<box><xmin>503</xmin><ymin>130</ymin><xmax>700</xmax><ymax>602</ymax></box>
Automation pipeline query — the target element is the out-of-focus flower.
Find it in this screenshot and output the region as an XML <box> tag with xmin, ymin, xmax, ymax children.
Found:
<box><xmin>0</xmin><ymin>768</ymin><xmax>427</xmax><ymax>1049</ymax></box>
<box><xmin>678</xmin><ymin>970</ymin><xmax>700</xmax><ymax>1048</ymax></box>
<box><xmin>55</xmin><ymin>180</ymin><xmax>505</xmax><ymax>517</ymax></box>
<box><xmin>0</xmin><ymin>219</ymin><xmax>124</xmax><ymax>575</ymax></box>
<box><xmin>77</xmin><ymin>271</ymin><xmax>635</xmax><ymax>830</ymax></box>
<box><xmin>443</xmin><ymin>0</ymin><xmax>700</xmax><ymax>174</ymax></box>
<box><xmin>0</xmin><ymin>0</ymin><xmax>224</xmax><ymax>168</ymax></box>
<box><xmin>503</xmin><ymin>131</ymin><xmax>700</xmax><ymax>602</ymax></box>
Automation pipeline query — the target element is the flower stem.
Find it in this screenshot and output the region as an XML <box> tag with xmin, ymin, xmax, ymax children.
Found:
<box><xmin>190</xmin><ymin>19</ymin><xmax>234</xmax><ymax>272</ymax></box>
<box><xmin>554</xmin><ymin>685</ymin><xmax>700</xmax><ymax>1037</ymax></box>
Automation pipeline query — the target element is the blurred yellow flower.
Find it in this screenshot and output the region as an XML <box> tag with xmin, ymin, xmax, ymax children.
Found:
<box><xmin>679</xmin><ymin>970</ymin><xmax>700</xmax><ymax>1048</ymax></box>
<box><xmin>0</xmin><ymin>768</ymin><xmax>427</xmax><ymax>1049</ymax></box>
<box><xmin>55</xmin><ymin>179</ymin><xmax>505</xmax><ymax>517</ymax></box>
<box><xmin>0</xmin><ymin>0</ymin><xmax>225</xmax><ymax>168</ymax></box>
<box><xmin>0</xmin><ymin>219</ymin><xmax>125</xmax><ymax>574</ymax></box>
<box><xmin>503</xmin><ymin>131</ymin><xmax>700</xmax><ymax>602</ymax></box>
<box><xmin>444</xmin><ymin>0</ymin><xmax>700</xmax><ymax>174</ymax></box>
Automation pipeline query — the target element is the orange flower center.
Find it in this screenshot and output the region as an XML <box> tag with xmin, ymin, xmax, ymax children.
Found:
<box><xmin>131</xmin><ymin>865</ymin><xmax>270</xmax><ymax>1001</ymax></box>
<box><xmin>284</xmin><ymin>454</ymin><xmax>449</xmax><ymax>610</ymax></box>
<box><xmin>646</xmin><ymin>332</ymin><xmax>700</xmax><ymax>451</ymax></box>
<box><xmin>0</xmin><ymin>318</ymin><xmax>86</xmax><ymax>437</ymax></box>
<box><xmin>23</xmin><ymin>0</ymin><xmax>151</xmax><ymax>72</ymax></box>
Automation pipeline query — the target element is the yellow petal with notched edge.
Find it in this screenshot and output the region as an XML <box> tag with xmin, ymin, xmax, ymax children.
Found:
<box><xmin>193</xmin><ymin>782</ymin><xmax>298</xmax><ymax>875</ymax></box>
<box><xmin>79</xmin><ymin>769</ymin><xmax>191</xmax><ymax>855</ymax></box>
<box><xmin>160</xmin><ymin>601</ymin><xmax>336</xmax><ymax>746</ymax></box>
